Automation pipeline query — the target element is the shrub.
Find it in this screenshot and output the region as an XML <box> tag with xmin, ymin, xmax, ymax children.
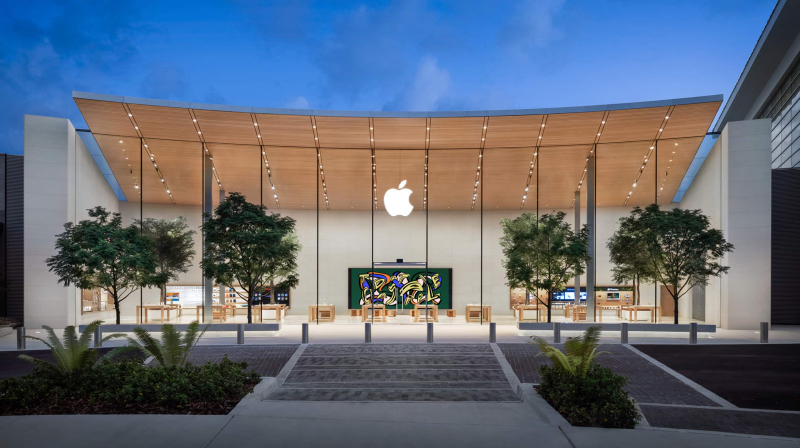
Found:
<box><xmin>110</xmin><ymin>321</ymin><xmax>208</xmax><ymax>367</ymax></box>
<box><xmin>537</xmin><ymin>363</ymin><xmax>640</xmax><ymax>428</ymax></box>
<box><xmin>19</xmin><ymin>320</ymin><xmax>124</xmax><ymax>375</ymax></box>
<box><xmin>0</xmin><ymin>356</ymin><xmax>261</xmax><ymax>415</ymax></box>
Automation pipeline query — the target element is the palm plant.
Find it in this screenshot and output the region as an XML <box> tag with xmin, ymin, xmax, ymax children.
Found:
<box><xmin>530</xmin><ymin>326</ymin><xmax>607</xmax><ymax>377</ymax></box>
<box><xmin>112</xmin><ymin>321</ymin><xmax>208</xmax><ymax>367</ymax></box>
<box><xmin>18</xmin><ymin>320</ymin><xmax>125</xmax><ymax>375</ymax></box>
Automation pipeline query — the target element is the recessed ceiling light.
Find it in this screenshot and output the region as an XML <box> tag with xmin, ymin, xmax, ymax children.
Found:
<box><xmin>193</xmin><ymin>119</ymin><xmax>196</xmax><ymax>122</ymax></box>
<box><xmin>128</xmin><ymin>113</ymin><xmax>132</xmax><ymax>117</ymax></box>
<box><xmin>258</xmin><ymin>135</ymin><xmax>261</xmax><ymax>138</ymax></box>
<box><xmin>665</xmin><ymin>116</ymin><xmax>669</xmax><ymax>119</ymax></box>
<box><xmin>198</xmin><ymin>131</ymin><xmax>202</xmax><ymax>134</ymax></box>
<box><xmin>119</xmin><ymin>140</ymin><xmax>123</xmax><ymax>143</ymax></box>
<box><xmin>659</xmin><ymin>129</ymin><xmax>663</xmax><ymax>131</ymax></box>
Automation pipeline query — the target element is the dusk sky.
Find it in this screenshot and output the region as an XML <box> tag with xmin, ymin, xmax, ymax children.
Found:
<box><xmin>0</xmin><ymin>0</ymin><xmax>777</xmax><ymax>155</ymax></box>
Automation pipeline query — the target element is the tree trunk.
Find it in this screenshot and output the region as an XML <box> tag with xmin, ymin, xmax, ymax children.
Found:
<box><xmin>635</xmin><ymin>274</ymin><xmax>640</xmax><ymax>306</ymax></box>
<box><xmin>112</xmin><ymin>292</ymin><xmax>121</xmax><ymax>325</ymax></box>
<box><xmin>247</xmin><ymin>298</ymin><xmax>252</xmax><ymax>324</ymax></box>
<box><xmin>160</xmin><ymin>284</ymin><xmax>166</xmax><ymax>305</ymax></box>
<box><xmin>547</xmin><ymin>289</ymin><xmax>552</xmax><ymax>323</ymax></box>
<box><xmin>672</xmin><ymin>284</ymin><xmax>679</xmax><ymax>325</ymax></box>
<box><xmin>270</xmin><ymin>280</ymin><xmax>275</xmax><ymax>304</ymax></box>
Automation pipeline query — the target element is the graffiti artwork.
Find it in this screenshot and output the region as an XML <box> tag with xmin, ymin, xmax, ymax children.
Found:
<box><xmin>348</xmin><ymin>268</ymin><xmax>452</xmax><ymax>309</ymax></box>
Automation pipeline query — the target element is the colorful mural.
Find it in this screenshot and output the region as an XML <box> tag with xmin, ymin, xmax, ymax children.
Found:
<box><xmin>348</xmin><ymin>268</ymin><xmax>452</xmax><ymax>309</ymax></box>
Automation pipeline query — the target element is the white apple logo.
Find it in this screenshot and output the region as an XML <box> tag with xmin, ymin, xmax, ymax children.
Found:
<box><xmin>384</xmin><ymin>180</ymin><xmax>413</xmax><ymax>216</ymax></box>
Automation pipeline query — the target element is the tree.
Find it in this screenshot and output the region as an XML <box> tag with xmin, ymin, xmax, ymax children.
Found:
<box><xmin>200</xmin><ymin>193</ymin><xmax>300</xmax><ymax>323</ymax></box>
<box><xmin>136</xmin><ymin>217</ymin><xmax>196</xmax><ymax>304</ymax></box>
<box><xmin>46</xmin><ymin>207</ymin><xmax>160</xmax><ymax>324</ymax></box>
<box><xmin>625</xmin><ymin>204</ymin><xmax>734</xmax><ymax>324</ymax></box>
<box><xmin>608</xmin><ymin>221</ymin><xmax>655</xmax><ymax>305</ymax></box>
<box><xmin>501</xmin><ymin>212</ymin><xmax>591</xmax><ymax>322</ymax></box>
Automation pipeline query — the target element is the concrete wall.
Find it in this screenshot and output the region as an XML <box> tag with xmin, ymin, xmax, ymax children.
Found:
<box><xmin>680</xmin><ymin>119</ymin><xmax>772</xmax><ymax>330</ymax></box>
<box><xmin>24</xmin><ymin>116</ymin><xmax>118</xmax><ymax>328</ymax></box>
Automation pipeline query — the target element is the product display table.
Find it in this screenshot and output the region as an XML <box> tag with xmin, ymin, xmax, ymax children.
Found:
<box><xmin>413</xmin><ymin>304</ymin><xmax>438</xmax><ymax>322</ymax></box>
<box><xmin>309</xmin><ymin>305</ymin><xmax>335</xmax><ymax>322</ymax></box>
<box><xmin>196</xmin><ymin>305</ymin><xmax>228</xmax><ymax>322</ymax></box>
<box><xmin>465</xmin><ymin>305</ymin><xmax>491</xmax><ymax>323</ymax></box>
<box><xmin>516</xmin><ymin>304</ymin><xmax>545</xmax><ymax>322</ymax></box>
<box><xmin>136</xmin><ymin>304</ymin><xmax>181</xmax><ymax>324</ymax></box>
<box><xmin>597</xmin><ymin>305</ymin><xmax>622</xmax><ymax>322</ymax></box>
<box><xmin>622</xmin><ymin>305</ymin><xmax>662</xmax><ymax>323</ymax></box>
<box><xmin>361</xmin><ymin>304</ymin><xmax>387</xmax><ymax>322</ymax></box>
<box><xmin>571</xmin><ymin>305</ymin><xmax>587</xmax><ymax>322</ymax></box>
<box><xmin>258</xmin><ymin>304</ymin><xmax>287</xmax><ymax>322</ymax></box>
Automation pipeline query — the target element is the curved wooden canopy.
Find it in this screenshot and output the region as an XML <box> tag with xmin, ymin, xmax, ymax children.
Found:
<box><xmin>74</xmin><ymin>92</ymin><xmax>721</xmax><ymax>211</ymax></box>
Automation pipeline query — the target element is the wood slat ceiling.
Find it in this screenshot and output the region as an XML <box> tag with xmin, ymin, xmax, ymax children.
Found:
<box><xmin>143</xmin><ymin>139</ymin><xmax>202</xmax><ymax>206</ymax></box>
<box><xmin>373</xmin><ymin>118</ymin><xmax>427</xmax><ymax>149</ymax></box>
<box><xmin>315</xmin><ymin>116</ymin><xmax>371</xmax><ymax>148</ymax></box>
<box><xmin>598</xmin><ymin>106</ymin><xmax>669</xmax><ymax>143</ymax></box>
<box><xmin>255</xmin><ymin>114</ymin><xmax>315</xmax><ymax>147</ymax></box>
<box><xmin>127</xmin><ymin>104</ymin><xmax>200</xmax><ymax>141</ymax></box>
<box><xmin>540</xmin><ymin>111</ymin><xmax>604</xmax><ymax>147</ymax></box>
<box><xmin>484</xmin><ymin>115</ymin><xmax>543</xmax><ymax>148</ymax></box>
<box><xmin>659</xmin><ymin>102</ymin><xmax>722</xmax><ymax>139</ymax></box>
<box><xmin>265</xmin><ymin>146</ymin><xmax>318</xmax><ymax>209</ymax></box>
<box><xmin>482</xmin><ymin>147</ymin><xmax>536</xmax><ymax>210</ymax></box>
<box><xmin>75</xmin><ymin>99</ymin><xmax>138</xmax><ymax>136</ymax></box>
<box><xmin>595</xmin><ymin>141</ymin><xmax>653</xmax><ymax>207</ymax></box>
<box><xmin>429</xmin><ymin>117</ymin><xmax>485</xmax><ymax>149</ymax></box>
<box><xmin>194</xmin><ymin>110</ymin><xmax>259</xmax><ymax>145</ymax></box>
<box><xmin>533</xmin><ymin>145</ymin><xmax>593</xmax><ymax>210</ymax></box>
<box><xmin>375</xmin><ymin>150</ymin><xmax>426</xmax><ymax>211</ymax></box>
<box><xmin>94</xmin><ymin>134</ymin><xmax>142</xmax><ymax>203</ymax></box>
<box><xmin>319</xmin><ymin>149</ymin><xmax>372</xmax><ymax>210</ymax></box>
<box><xmin>428</xmin><ymin>149</ymin><xmax>481</xmax><ymax>210</ymax></box>
<box><xmin>205</xmin><ymin>144</ymin><xmax>262</xmax><ymax>206</ymax></box>
<box><xmin>633</xmin><ymin>136</ymin><xmax>703</xmax><ymax>206</ymax></box>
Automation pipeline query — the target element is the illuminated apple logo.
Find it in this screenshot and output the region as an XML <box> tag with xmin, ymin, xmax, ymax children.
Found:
<box><xmin>384</xmin><ymin>180</ymin><xmax>413</xmax><ymax>216</ymax></box>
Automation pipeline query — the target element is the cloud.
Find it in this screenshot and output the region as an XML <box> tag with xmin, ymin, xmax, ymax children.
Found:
<box><xmin>284</xmin><ymin>96</ymin><xmax>310</xmax><ymax>109</ymax></box>
<box><xmin>383</xmin><ymin>57</ymin><xmax>451</xmax><ymax>111</ymax></box>
<box><xmin>0</xmin><ymin>0</ymin><xmax>142</xmax><ymax>154</ymax></box>
<box><xmin>498</xmin><ymin>0</ymin><xmax>565</xmax><ymax>56</ymax></box>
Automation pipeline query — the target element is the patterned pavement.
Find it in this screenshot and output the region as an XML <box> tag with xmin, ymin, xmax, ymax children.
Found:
<box><xmin>640</xmin><ymin>405</ymin><xmax>800</xmax><ymax>439</ymax></box>
<box><xmin>266</xmin><ymin>344</ymin><xmax>520</xmax><ymax>402</ymax></box>
<box><xmin>498</xmin><ymin>343</ymin><xmax>719</xmax><ymax>406</ymax></box>
<box><xmin>187</xmin><ymin>345</ymin><xmax>299</xmax><ymax>377</ymax></box>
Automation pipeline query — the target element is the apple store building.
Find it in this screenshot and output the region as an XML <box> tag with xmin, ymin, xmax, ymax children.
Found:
<box><xmin>18</xmin><ymin>91</ymin><xmax>774</xmax><ymax>334</ymax></box>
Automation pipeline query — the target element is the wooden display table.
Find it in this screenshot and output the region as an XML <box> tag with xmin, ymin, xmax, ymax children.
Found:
<box><xmin>309</xmin><ymin>305</ymin><xmax>335</xmax><ymax>322</ymax></box>
<box><xmin>466</xmin><ymin>305</ymin><xmax>491</xmax><ymax>323</ymax></box>
<box><xmin>136</xmin><ymin>304</ymin><xmax>181</xmax><ymax>323</ymax></box>
<box><xmin>361</xmin><ymin>304</ymin><xmax>387</xmax><ymax>322</ymax></box>
<box><xmin>386</xmin><ymin>309</ymin><xmax>397</xmax><ymax>317</ymax></box>
<box><xmin>622</xmin><ymin>305</ymin><xmax>662</xmax><ymax>323</ymax></box>
<box><xmin>516</xmin><ymin>304</ymin><xmax>545</xmax><ymax>322</ymax></box>
<box><xmin>597</xmin><ymin>305</ymin><xmax>622</xmax><ymax>322</ymax></box>
<box><xmin>195</xmin><ymin>305</ymin><xmax>227</xmax><ymax>323</ymax></box>
<box><xmin>571</xmin><ymin>305</ymin><xmax>587</xmax><ymax>322</ymax></box>
<box><xmin>349</xmin><ymin>309</ymin><xmax>362</xmax><ymax>317</ymax></box>
<box><xmin>258</xmin><ymin>304</ymin><xmax>286</xmax><ymax>322</ymax></box>
<box><xmin>413</xmin><ymin>304</ymin><xmax>438</xmax><ymax>322</ymax></box>
<box><xmin>446</xmin><ymin>309</ymin><xmax>457</xmax><ymax>318</ymax></box>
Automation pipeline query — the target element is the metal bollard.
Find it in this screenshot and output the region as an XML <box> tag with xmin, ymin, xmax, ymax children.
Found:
<box><xmin>301</xmin><ymin>323</ymin><xmax>309</xmax><ymax>344</ymax></box>
<box><xmin>620</xmin><ymin>322</ymin><xmax>629</xmax><ymax>344</ymax></box>
<box><xmin>365</xmin><ymin>322</ymin><xmax>372</xmax><ymax>343</ymax></box>
<box><xmin>489</xmin><ymin>322</ymin><xmax>496</xmax><ymax>343</ymax></box>
<box><xmin>427</xmin><ymin>322</ymin><xmax>434</xmax><ymax>343</ymax></box>
<box><xmin>553</xmin><ymin>322</ymin><xmax>561</xmax><ymax>344</ymax></box>
<box><xmin>16</xmin><ymin>326</ymin><xmax>25</xmax><ymax>350</ymax></box>
<box><xmin>689</xmin><ymin>322</ymin><xmax>698</xmax><ymax>344</ymax></box>
<box><xmin>760</xmin><ymin>322</ymin><xmax>769</xmax><ymax>343</ymax></box>
<box><xmin>94</xmin><ymin>325</ymin><xmax>102</xmax><ymax>347</ymax></box>
<box><xmin>237</xmin><ymin>324</ymin><xmax>244</xmax><ymax>344</ymax></box>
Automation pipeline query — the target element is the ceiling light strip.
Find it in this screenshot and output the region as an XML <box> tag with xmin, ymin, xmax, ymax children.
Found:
<box><xmin>261</xmin><ymin>146</ymin><xmax>280</xmax><ymax>209</ymax></box>
<box><xmin>472</xmin><ymin>117</ymin><xmax>489</xmax><ymax>211</ymax></box>
<box><xmin>203</xmin><ymin>143</ymin><xmax>223</xmax><ymax>191</ymax></box>
<box><xmin>311</xmin><ymin>116</ymin><xmax>329</xmax><ymax>210</ymax></box>
<box><xmin>522</xmin><ymin>115</ymin><xmax>547</xmax><ymax>209</ymax></box>
<box><xmin>141</xmin><ymin>137</ymin><xmax>175</xmax><ymax>205</ymax></box>
<box><xmin>623</xmin><ymin>105</ymin><xmax>675</xmax><ymax>206</ymax></box>
<box><xmin>424</xmin><ymin>118</ymin><xmax>430</xmax><ymax>210</ymax></box>
<box><xmin>188</xmin><ymin>109</ymin><xmax>206</xmax><ymax>143</ymax></box>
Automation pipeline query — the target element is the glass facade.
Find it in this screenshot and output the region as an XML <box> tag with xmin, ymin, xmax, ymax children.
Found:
<box><xmin>758</xmin><ymin>57</ymin><xmax>800</xmax><ymax>168</ymax></box>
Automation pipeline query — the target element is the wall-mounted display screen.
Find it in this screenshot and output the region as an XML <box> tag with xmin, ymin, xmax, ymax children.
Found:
<box><xmin>552</xmin><ymin>287</ymin><xmax>587</xmax><ymax>302</ymax></box>
<box><xmin>348</xmin><ymin>268</ymin><xmax>452</xmax><ymax>309</ymax></box>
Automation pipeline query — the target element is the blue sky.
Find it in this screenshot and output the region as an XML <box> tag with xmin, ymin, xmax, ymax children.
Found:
<box><xmin>0</xmin><ymin>0</ymin><xmax>777</xmax><ymax>155</ymax></box>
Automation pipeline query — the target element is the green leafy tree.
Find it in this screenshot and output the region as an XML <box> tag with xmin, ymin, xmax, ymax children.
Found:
<box><xmin>136</xmin><ymin>217</ymin><xmax>196</xmax><ymax>304</ymax></box>
<box><xmin>19</xmin><ymin>320</ymin><xmax>125</xmax><ymax>375</ymax></box>
<box><xmin>608</xmin><ymin>222</ymin><xmax>655</xmax><ymax>305</ymax></box>
<box><xmin>110</xmin><ymin>321</ymin><xmax>208</xmax><ymax>367</ymax></box>
<box><xmin>625</xmin><ymin>204</ymin><xmax>734</xmax><ymax>324</ymax></box>
<box><xmin>501</xmin><ymin>212</ymin><xmax>591</xmax><ymax>322</ymax></box>
<box><xmin>200</xmin><ymin>193</ymin><xmax>300</xmax><ymax>323</ymax></box>
<box><xmin>46</xmin><ymin>207</ymin><xmax>161</xmax><ymax>324</ymax></box>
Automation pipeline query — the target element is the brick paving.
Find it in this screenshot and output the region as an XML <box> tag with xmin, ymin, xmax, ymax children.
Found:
<box><xmin>498</xmin><ymin>343</ymin><xmax>719</xmax><ymax>406</ymax></box>
<box><xmin>640</xmin><ymin>405</ymin><xmax>800</xmax><ymax>439</ymax></box>
<box><xmin>266</xmin><ymin>344</ymin><xmax>520</xmax><ymax>402</ymax></box>
<box><xmin>187</xmin><ymin>345</ymin><xmax>299</xmax><ymax>377</ymax></box>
